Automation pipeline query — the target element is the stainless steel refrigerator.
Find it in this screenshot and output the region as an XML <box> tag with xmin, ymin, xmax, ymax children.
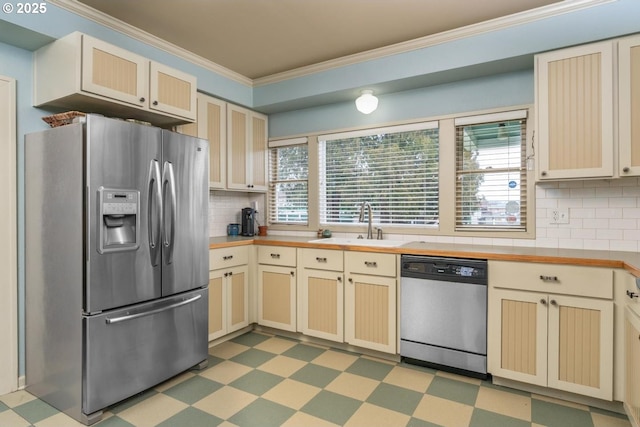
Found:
<box><xmin>25</xmin><ymin>115</ymin><xmax>210</xmax><ymax>425</ymax></box>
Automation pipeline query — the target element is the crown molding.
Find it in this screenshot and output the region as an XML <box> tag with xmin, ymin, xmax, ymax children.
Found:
<box><xmin>48</xmin><ymin>0</ymin><xmax>253</xmax><ymax>87</ymax></box>
<box><xmin>49</xmin><ymin>0</ymin><xmax>613</xmax><ymax>89</ymax></box>
<box><xmin>253</xmin><ymin>0</ymin><xmax>615</xmax><ymax>86</ymax></box>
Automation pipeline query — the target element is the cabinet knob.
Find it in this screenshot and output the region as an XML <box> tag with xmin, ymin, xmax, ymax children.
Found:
<box><xmin>228</xmin><ymin>271</ymin><xmax>233</xmax><ymax>276</ymax></box>
<box><xmin>623</xmin><ymin>167</ymin><xmax>630</xmax><ymax>173</ymax></box>
<box><xmin>550</xmin><ymin>299</ymin><xmax>557</xmax><ymax>306</ymax></box>
<box><xmin>290</xmin><ymin>271</ymin><xmax>295</xmax><ymax>277</ymax></box>
<box><xmin>348</xmin><ymin>278</ymin><xmax>353</xmax><ymax>283</ymax></box>
<box><xmin>153</xmin><ymin>100</ymin><xmax>158</xmax><ymax>106</ymax></box>
<box><xmin>541</xmin><ymin>171</ymin><xmax>547</xmax><ymax>176</ymax></box>
<box><xmin>540</xmin><ymin>299</ymin><xmax>547</xmax><ymax>305</ymax></box>
<box><xmin>139</xmin><ymin>97</ymin><xmax>145</xmax><ymax>103</ymax></box>
<box><xmin>337</xmin><ymin>277</ymin><xmax>342</xmax><ymax>282</ymax></box>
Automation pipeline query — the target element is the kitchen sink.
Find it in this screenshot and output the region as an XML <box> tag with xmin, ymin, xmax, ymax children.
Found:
<box><xmin>309</xmin><ymin>237</ymin><xmax>408</xmax><ymax>248</ymax></box>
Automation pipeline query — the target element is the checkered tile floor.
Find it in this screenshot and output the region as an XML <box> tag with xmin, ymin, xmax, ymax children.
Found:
<box><xmin>0</xmin><ymin>331</ymin><xmax>632</xmax><ymax>426</ymax></box>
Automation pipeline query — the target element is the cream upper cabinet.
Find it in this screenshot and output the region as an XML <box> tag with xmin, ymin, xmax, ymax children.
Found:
<box><xmin>177</xmin><ymin>93</ymin><xmax>227</xmax><ymax>189</ymax></box>
<box><xmin>208</xmin><ymin>247</ymin><xmax>250</xmax><ymax>341</ymax></box>
<box><xmin>34</xmin><ymin>32</ymin><xmax>196</xmax><ymax>125</ymax></box>
<box><xmin>299</xmin><ymin>249</ymin><xmax>344</xmax><ymax>343</ymax></box>
<box><xmin>149</xmin><ymin>62</ymin><xmax>197</xmax><ymax>121</ymax></box>
<box><xmin>488</xmin><ymin>261</ymin><xmax>614</xmax><ymax>400</ymax></box>
<box><xmin>618</xmin><ymin>34</ymin><xmax>640</xmax><ymax>177</ymax></box>
<box><xmin>81</xmin><ymin>35</ymin><xmax>148</xmax><ymax>108</ymax></box>
<box><xmin>344</xmin><ymin>252</ymin><xmax>397</xmax><ymax>354</ymax></box>
<box><xmin>257</xmin><ymin>246</ymin><xmax>297</xmax><ymax>331</ymax></box>
<box><xmin>536</xmin><ymin>41</ymin><xmax>615</xmax><ymax>180</ymax></box>
<box><xmin>227</xmin><ymin>104</ymin><xmax>268</xmax><ymax>192</ymax></box>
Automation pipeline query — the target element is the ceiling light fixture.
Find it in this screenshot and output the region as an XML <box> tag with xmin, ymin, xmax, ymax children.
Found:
<box><xmin>355</xmin><ymin>90</ymin><xmax>378</xmax><ymax>114</ymax></box>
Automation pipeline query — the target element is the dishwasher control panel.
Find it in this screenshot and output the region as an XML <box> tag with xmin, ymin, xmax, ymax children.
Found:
<box><xmin>401</xmin><ymin>255</ymin><xmax>487</xmax><ymax>284</ymax></box>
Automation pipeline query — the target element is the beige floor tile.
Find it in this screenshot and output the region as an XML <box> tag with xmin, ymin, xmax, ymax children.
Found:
<box><xmin>475</xmin><ymin>386</ymin><xmax>531</xmax><ymax>421</ymax></box>
<box><xmin>117</xmin><ymin>393</ymin><xmax>188</xmax><ymax>427</ymax></box>
<box><xmin>209</xmin><ymin>341</ymin><xmax>250</xmax><ymax>359</ymax></box>
<box><xmin>261</xmin><ymin>378</ymin><xmax>321</xmax><ymax>410</ymax></box>
<box><xmin>193</xmin><ymin>386</ymin><xmax>257</xmax><ymax>420</ymax></box>
<box><xmin>199</xmin><ymin>360</ymin><xmax>252</xmax><ymax>384</ymax></box>
<box><xmin>531</xmin><ymin>393</ymin><xmax>590</xmax><ymax>411</ymax></box>
<box><xmin>154</xmin><ymin>370</ymin><xmax>195</xmax><ymax>392</ymax></box>
<box><xmin>592</xmin><ymin>412</ymin><xmax>633</xmax><ymax>427</ymax></box>
<box><xmin>0</xmin><ymin>390</ymin><xmax>36</xmax><ymax>408</ymax></box>
<box><xmin>413</xmin><ymin>394</ymin><xmax>474</xmax><ymax>427</ymax></box>
<box><xmin>436</xmin><ymin>370</ymin><xmax>482</xmax><ymax>386</ymax></box>
<box><xmin>312</xmin><ymin>350</ymin><xmax>359</xmax><ymax>371</ymax></box>
<box><xmin>384</xmin><ymin>366</ymin><xmax>434</xmax><ymax>393</ymax></box>
<box><xmin>325</xmin><ymin>372</ymin><xmax>380</xmax><ymax>401</ymax></box>
<box><xmin>218</xmin><ymin>422</ymin><xmax>239</xmax><ymax>427</ymax></box>
<box><xmin>257</xmin><ymin>355</ymin><xmax>307</xmax><ymax>378</ymax></box>
<box><xmin>344</xmin><ymin>402</ymin><xmax>411</xmax><ymax>427</ymax></box>
<box><xmin>34</xmin><ymin>412</ymin><xmax>85</xmax><ymax>427</ymax></box>
<box><xmin>0</xmin><ymin>410</ymin><xmax>30</xmax><ymax>427</ymax></box>
<box><xmin>254</xmin><ymin>337</ymin><xmax>298</xmax><ymax>354</ymax></box>
<box><xmin>280</xmin><ymin>411</ymin><xmax>339</xmax><ymax>427</ymax></box>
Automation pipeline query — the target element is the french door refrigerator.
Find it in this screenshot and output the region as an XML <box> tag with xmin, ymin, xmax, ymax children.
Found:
<box><xmin>25</xmin><ymin>115</ymin><xmax>210</xmax><ymax>425</ymax></box>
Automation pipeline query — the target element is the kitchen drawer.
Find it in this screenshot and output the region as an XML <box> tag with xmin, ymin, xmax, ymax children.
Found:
<box><xmin>301</xmin><ymin>248</ymin><xmax>343</xmax><ymax>271</ymax></box>
<box><xmin>489</xmin><ymin>260</ymin><xmax>613</xmax><ymax>299</ymax></box>
<box><xmin>346</xmin><ymin>251</ymin><xmax>396</xmax><ymax>277</ymax></box>
<box><xmin>209</xmin><ymin>246</ymin><xmax>249</xmax><ymax>270</ymax></box>
<box><xmin>257</xmin><ymin>245</ymin><xmax>297</xmax><ymax>267</ymax></box>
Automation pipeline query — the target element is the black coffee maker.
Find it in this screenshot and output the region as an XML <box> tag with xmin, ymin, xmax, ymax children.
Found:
<box><xmin>241</xmin><ymin>208</ymin><xmax>256</xmax><ymax>236</ymax></box>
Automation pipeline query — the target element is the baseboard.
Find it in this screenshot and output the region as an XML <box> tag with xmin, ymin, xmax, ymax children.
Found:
<box><xmin>18</xmin><ymin>375</ymin><xmax>25</xmax><ymax>390</ymax></box>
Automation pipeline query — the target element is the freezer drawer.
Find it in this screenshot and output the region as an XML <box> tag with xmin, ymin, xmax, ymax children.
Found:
<box><xmin>83</xmin><ymin>288</ymin><xmax>208</xmax><ymax>415</ymax></box>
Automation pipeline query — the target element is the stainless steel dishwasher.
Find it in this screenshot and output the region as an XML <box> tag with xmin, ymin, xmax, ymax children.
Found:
<box><xmin>400</xmin><ymin>255</ymin><xmax>488</xmax><ymax>378</ymax></box>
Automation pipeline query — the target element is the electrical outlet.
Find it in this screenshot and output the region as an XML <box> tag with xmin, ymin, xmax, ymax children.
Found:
<box><xmin>550</xmin><ymin>209</ymin><xmax>569</xmax><ymax>224</ymax></box>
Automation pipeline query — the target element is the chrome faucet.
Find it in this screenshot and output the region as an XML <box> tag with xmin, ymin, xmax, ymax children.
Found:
<box><xmin>358</xmin><ymin>201</ymin><xmax>374</xmax><ymax>239</ymax></box>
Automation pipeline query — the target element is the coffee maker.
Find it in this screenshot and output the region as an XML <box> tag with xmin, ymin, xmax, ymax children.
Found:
<box><xmin>241</xmin><ymin>207</ymin><xmax>256</xmax><ymax>236</ymax></box>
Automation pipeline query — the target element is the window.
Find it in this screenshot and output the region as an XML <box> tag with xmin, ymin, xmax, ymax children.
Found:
<box><xmin>455</xmin><ymin>110</ymin><xmax>528</xmax><ymax>231</ymax></box>
<box><xmin>268</xmin><ymin>138</ymin><xmax>308</xmax><ymax>225</ymax></box>
<box><xmin>318</xmin><ymin>123</ymin><xmax>439</xmax><ymax>227</ymax></box>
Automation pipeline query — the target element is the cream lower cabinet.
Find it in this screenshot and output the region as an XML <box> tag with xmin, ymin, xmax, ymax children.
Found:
<box><xmin>208</xmin><ymin>247</ymin><xmax>250</xmax><ymax>341</ymax></box>
<box><xmin>344</xmin><ymin>252</ymin><xmax>397</xmax><ymax>354</ymax></box>
<box><xmin>257</xmin><ymin>246</ymin><xmax>297</xmax><ymax>331</ymax></box>
<box><xmin>625</xmin><ymin>305</ymin><xmax>640</xmax><ymax>427</ymax></box>
<box><xmin>488</xmin><ymin>261</ymin><xmax>614</xmax><ymax>400</ymax></box>
<box><xmin>299</xmin><ymin>249</ymin><xmax>344</xmax><ymax>343</ymax></box>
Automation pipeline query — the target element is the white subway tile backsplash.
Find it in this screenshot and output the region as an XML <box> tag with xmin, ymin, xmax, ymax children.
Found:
<box><xmin>623</xmin><ymin>208</ymin><xmax>640</xmax><ymax>219</ymax></box>
<box><xmin>595</xmin><ymin>208</ymin><xmax>623</xmax><ymax>219</ymax></box>
<box><xmin>582</xmin><ymin>218</ymin><xmax>610</xmax><ymax>229</ymax></box>
<box><xmin>571</xmin><ymin>228</ymin><xmax>596</xmax><ymax>240</ymax></box>
<box><xmin>582</xmin><ymin>198</ymin><xmax>607</xmax><ymax>208</ymax></box>
<box><xmin>570</xmin><ymin>188</ymin><xmax>596</xmax><ymax>198</ymax></box>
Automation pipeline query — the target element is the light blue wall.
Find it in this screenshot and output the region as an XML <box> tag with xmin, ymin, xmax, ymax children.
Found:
<box><xmin>268</xmin><ymin>70</ymin><xmax>534</xmax><ymax>138</ymax></box>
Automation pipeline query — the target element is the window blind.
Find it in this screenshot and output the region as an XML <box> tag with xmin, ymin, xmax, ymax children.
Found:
<box><xmin>318</xmin><ymin>122</ymin><xmax>439</xmax><ymax>227</ymax></box>
<box><xmin>455</xmin><ymin>112</ymin><xmax>528</xmax><ymax>231</ymax></box>
<box><xmin>268</xmin><ymin>138</ymin><xmax>308</xmax><ymax>225</ymax></box>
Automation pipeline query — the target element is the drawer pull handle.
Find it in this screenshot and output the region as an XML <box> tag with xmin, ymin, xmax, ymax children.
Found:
<box><xmin>316</xmin><ymin>257</ymin><xmax>327</xmax><ymax>262</ymax></box>
<box><xmin>270</xmin><ymin>253</ymin><xmax>281</xmax><ymax>259</ymax></box>
<box><xmin>627</xmin><ymin>290</ymin><xmax>639</xmax><ymax>299</ymax></box>
<box><xmin>540</xmin><ymin>299</ymin><xmax>547</xmax><ymax>306</ymax></box>
<box><xmin>223</xmin><ymin>255</ymin><xmax>234</xmax><ymax>261</ymax></box>
<box><xmin>364</xmin><ymin>261</ymin><xmax>378</xmax><ymax>267</ymax></box>
<box><xmin>539</xmin><ymin>275</ymin><xmax>558</xmax><ymax>282</ymax></box>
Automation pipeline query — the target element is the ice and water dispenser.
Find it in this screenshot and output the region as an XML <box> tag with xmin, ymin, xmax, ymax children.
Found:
<box><xmin>98</xmin><ymin>188</ymin><xmax>140</xmax><ymax>253</ymax></box>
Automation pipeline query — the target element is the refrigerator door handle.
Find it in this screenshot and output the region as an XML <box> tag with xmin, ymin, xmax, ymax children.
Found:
<box><xmin>105</xmin><ymin>294</ymin><xmax>202</xmax><ymax>324</ymax></box>
<box><xmin>148</xmin><ymin>160</ymin><xmax>162</xmax><ymax>266</ymax></box>
<box><xmin>162</xmin><ymin>161</ymin><xmax>177</xmax><ymax>265</ymax></box>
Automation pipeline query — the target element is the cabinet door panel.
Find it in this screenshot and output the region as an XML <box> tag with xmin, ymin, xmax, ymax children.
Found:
<box><xmin>619</xmin><ymin>35</ymin><xmax>640</xmax><ymax>176</ymax></box>
<box><xmin>149</xmin><ymin>62</ymin><xmax>196</xmax><ymax>120</ymax></box>
<box><xmin>228</xmin><ymin>265</ymin><xmax>249</xmax><ymax>333</ymax></box>
<box><xmin>625</xmin><ymin>307</ymin><xmax>640</xmax><ymax>426</ymax></box>
<box><xmin>301</xmin><ymin>269</ymin><xmax>343</xmax><ymax>342</ymax></box>
<box><xmin>488</xmin><ymin>289</ymin><xmax>547</xmax><ymax>387</ymax></box>
<box><xmin>547</xmin><ymin>295</ymin><xmax>613</xmax><ymax>400</ymax></box>
<box><xmin>537</xmin><ymin>41</ymin><xmax>614</xmax><ymax>179</ymax></box>
<box><xmin>227</xmin><ymin>105</ymin><xmax>249</xmax><ymax>190</ymax></box>
<box><xmin>208</xmin><ymin>271</ymin><xmax>226</xmax><ymax>341</ymax></box>
<box><xmin>250</xmin><ymin>113</ymin><xmax>268</xmax><ymax>191</ymax></box>
<box><xmin>258</xmin><ymin>265</ymin><xmax>296</xmax><ymax>331</ymax></box>
<box><xmin>345</xmin><ymin>274</ymin><xmax>396</xmax><ymax>353</ymax></box>
<box><xmin>82</xmin><ymin>36</ymin><xmax>148</xmax><ymax>107</ymax></box>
